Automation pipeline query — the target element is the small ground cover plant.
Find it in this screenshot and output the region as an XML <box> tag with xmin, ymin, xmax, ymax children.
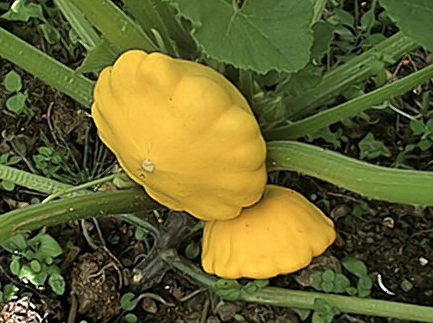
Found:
<box><xmin>1</xmin><ymin>0</ymin><xmax>433</xmax><ymax>322</ymax></box>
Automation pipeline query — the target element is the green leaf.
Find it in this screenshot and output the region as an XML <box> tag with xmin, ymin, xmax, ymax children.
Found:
<box><xmin>38</xmin><ymin>23</ymin><xmax>61</xmax><ymax>45</ymax></box>
<box><xmin>410</xmin><ymin>119</ymin><xmax>425</xmax><ymax>136</ymax></box>
<box><xmin>184</xmin><ymin>241</ymin><xmax>200</xmax><ymax>259</ymax></box>
<box><xmin>252</xmin><ymin>279</ymin><xmax>269</xmax><ymax>289</ymax></box>
<box><xmin>313</xmin><ymin>298</ymin><xmax>333</xmax><ymax>314</ymax></box>
<box><xmin>214</xmin><ymin>279</ymin><xmax>241</xmax><ymax>300</ymax></box>
<box><xmin>310</xmin><ymin>21</ymin><xmax>335</xmax><ymax>62</ymax></box>
<box><xmin>19</xmin><ymin>265</ymin><xmax>48</xmax><ymax>286</ymax></box>
<box><xmin>360</xmin><ymin>8</ymin><xmax>376</xmax><ymax>32</ymax></box>
<box><xmin>320</xmin><ymin>281</ymin><xmax>334</xmax><ymax>293</ymax></box>
<box><xmin>30</xmin><ymin>259</ymin><xmax>42</xmax><ymax>273</ymax></box>
<box><xmin>357</xmin><ymin>275</ymin><xmax>373</xmax><ymax>291</ymax></box>
<box><xmin>215</xmin><ymin>287</ymin><xmax>241</xmax><ymax>301</ymax></box>
<box><xmin>280</xmin><ymin>63</ymin><xmax>323</xmax><ymax>97</ymax></box>
<box><xmin>1</xmin><ymin>180</ymin><xmax>15</xmax><ymax>191</ymax></box>
<box><xmin>4</xmin><ymin>70</ymin><xmax>22</xmax><ymax>92</ymax></box>
<box><xmin>134</xmin><ymin>227</ymin><xmax>148</xmax><ymax>241</ymax></box>
<box><xmin>379</xmin><ymin>0</ymin><xmax>433</xmax><ymax>51</ymax></box>
<box><xmin>0</xmin><ymin>153</ymin><xmax>8</xmax><ymax>164</ymax></box>
<box><xmin>215</xmin><ymin>278</ymin><xmax>240</xmax><ymax>289</ymax></box>
<box><xmin>345</xmin><ymin>286</ymin><xmax>358</xmax><ymax>296</ymax></box>
<box><xmin>293</xmin><ymin>308</ymin><xmax>311</xmax><ymax>321</ymax></box>
<box><xmin>358</xmin><ymin>132</ymin><xmax>391</xmax><ymax>160</ymax></box>
<box><xmin>121</xmin><ymin>292</ymin><xmax>139</xmax><ymax>311</ymax></box>
<box><xmin>76</xmin><ymin>38</ymin><xmax>121</xmax><ymax>74</ymax></box>
<box><xmin>1</xmin><ymin>234</ymin><xmax>28</xmax><ymax>252</ymax></box>
<box><xmin>48</xmin><ymin>273</ymin><xmax>66</xmax><ymax>295</ymax></box>
<box><xmin>3</xmin><ymin>284</ymin><xmax>19</xmax><ymax>302</ymax></box>
<box><xmin>6</xmin><ymin>92</ymin><xmax>28</xmax><ymax>114</ymax></box>
<box><xmin>32</xmin><ymin>234</ymin><xmax>63</xmax><ymax>259</ymax></box>
<box><xmin>341</xmin><ymin>257</ymin><xmax>368</xmax><ymax>278</ymax></box>
<box><xmin>45</xmin><ymin>264</ymin><xmax>61</xmax><ymax>275</ymax></box>
<box><xmin>333</xmin><ymin>273</ymin><xmax>351</xmax><ymax>293</ymax></box>
<box><xmin>418</xmin><ymin>139</ymin><xmax>432</xmax><ymax>151</ymax></box>
<box><xmin>112</xmin><ymin>173</ymin><xmax>137</xmax><ymax>189</ymax></box>
<box><xmin>330</xmin><ymin>9</ymin><xmax>355</xmax><ymax>28</ymax></box>
<box><xmin>1</xmin><ymin>1</ymin><xmax>44</xmax><ymax>22</ymax></box>
<box><xmin>23</xmin><ymin>249</ymin><xmax>35</xmax><ymax>260</ymax></box>
<box><xmin>9</xmin><ymin>255</ymin><xmax>21</xmax><ymax>276</ymax></box>
<box><xmin>242</xmin><ymin>280</ymin><xmax>268</xmax><ymax>294</ymax></box>
<box><xmin>45</xmin><ymin>256</ymin><xmax>54</xmax><ymax>265</ymax></box>
<box><xmin>167</xmin><ymin>0</ymin><xmax>314</xmax><ymax>73</ymax></box>
<box><xmin>8</xmin><ymin>155</ymin><xmax>22</xmax><ymax>166</ymax></box>
<box><xmin>321</xmin><ymin>270</ymin><xmax>336</xmax><ymax>282</ymax></box>
<box><xmin>123</xmin><ymin>313</ymin><xmax>138</xmax><ymax>323</ymax></box>
<box><xmin>312</xmin><ymin>311</ymin><xmax>328</xmax><ymax>323</ymax></box>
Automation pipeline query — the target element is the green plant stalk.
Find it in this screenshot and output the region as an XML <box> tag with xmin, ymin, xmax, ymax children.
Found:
<box><xmin>0</xmin><ymin>188</ymin><xmax>156</xmax><ymax>244</ymax></box>
<box><xmin>266</xmin><ymin>63</ymin><xmax>433</xmax><ymax>140</ymax></box>
<box><xmin>121</xmin><ymin>0</ymin><xmax>196</xmax><ymax>57</ymax></box>
<box><xmin>311</xmin><ymin>0</ymin><xmax>327</xmax><ymax>24</ymax></box>
<box><xmin>160</xmin><ymin>250</ymin><xmax>433</xmax><ymax>322</ymax></box>
<box><xmin>122</xmin><ymin>0</ymin><xmax>178</xmax><ymax>56</ymax></box>
<box><xmin>286</xmin><ymin>32</ymin><xmax>418</xmax><ymax>119</ymax></box>
<box><xmin>267</xmin><ymin>141</ymin><xmax>433</xmax><ymax>206</ymax></box>
<box><xmin>0</xmin><ymin>27</ymin><xmax>94</xmax><ymax>107</ymax></box>
<box><xmin>0</xmin><ymin>164</ymin><xmax>74</xmax><ymax>194</ymax></box>
<box><xmin>53</xmin><ymin>0</ymin><xmax>101</xmax><ymax>50</ymax></box>
<box><xmin>42</xmin><ymin>174</ymin><xmax>118</xmax><ymax>202</ymax></box>
<box><xmin>70</xmin><ymin>0</ymin><xmax>157</xmax><ymax>52</ymax></box>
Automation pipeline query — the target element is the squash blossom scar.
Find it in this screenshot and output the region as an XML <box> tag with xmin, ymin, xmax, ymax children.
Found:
<box><xmin>141</xmin><ymin>159</ymin><xmax>155</xmax><ymax>173</ymax></box>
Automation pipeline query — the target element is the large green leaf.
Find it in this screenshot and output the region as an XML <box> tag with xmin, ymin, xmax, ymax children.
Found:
<box><xmin>379</xmin><ymin>0</ymin><xmax>433</xmax><ymax>51</ymax></box>
<box><xmin>166</xmin><ymin>0</ymin><xmax>314</xmax><ymax>74</ymax></box>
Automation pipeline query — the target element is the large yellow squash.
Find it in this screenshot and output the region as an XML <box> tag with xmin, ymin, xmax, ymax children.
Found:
<box><xmin>92</xmin><ymin>50</ymin><xmax>267</xmax><ymax>221</ymax></box>
<box><xmin>202</xmin><ymin>185</ymin><xmax>337</xmax><ymax>279</ymax></box>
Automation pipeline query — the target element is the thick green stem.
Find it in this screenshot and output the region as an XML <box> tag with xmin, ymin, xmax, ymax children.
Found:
<box><xmin>0</xmin><ymin>27</ymin><xmax>94</xmax><ymax>107</ymax></box>
<box><xmin>311</xmin><ymin>0</ymin><xmax>327</xmax><ymax>24</ymax></box>
<box><xmin>70</xmin><ymin>0</ymin><xmax>157</xmax><ymax>52</ymax></box>
<box><xmin>266</xmin><ymin>62</ymin><xmax>433</xmax><ymax>140</ymax></box>
<box><xmin>286</xmin><ymin>32</ymin><xmax>418</xmax><ymax>119</ymax></box>
<box><xmin>0</xmin><ymin>188</ymin><xmax>156</xmax><ymax>244</ymax></box>
<box><xmin>267</xmin><ymin>141</ymin><xmax>433</xmax><ymax>206</ymax></box>
<box><xmin>53</xmin><ymin>0</ymin><xmax>101</xmax><ymax>50</ymax></box>
<box><xmin>161</xmin><ymin>249</ymin><xmax>433</xmax><ymax>322</ymax></box>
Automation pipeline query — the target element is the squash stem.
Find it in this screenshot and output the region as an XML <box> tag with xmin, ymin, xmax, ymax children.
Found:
<box><xmin>160</xmin><ymin>249</ymin><xmax>433</xmax><ymax>322</ymax></box>
<box><xmin>266</xmin><ymin>141</ymin><xmax>433</xmax><ymax>206</ymax></box>
<box><xmin>0</xmin><ymin>188</ymin><xmax>156</xmax><ymax>244</ymax></box>
<box><xmin>0</xmin><ymin>27</ymin><xmax>94</xmax><ymax>107</ymax></box>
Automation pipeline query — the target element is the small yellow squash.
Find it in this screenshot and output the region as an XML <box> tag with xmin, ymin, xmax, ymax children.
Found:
<box><xmin>92</xmin><ymin>50</ymin><xmax>267</xmax><ymax>221</ymax></box>
<box><xmin>202</xmin><ymin>185</ymin><xmax>337</xmax><ymax>279</ymax></box>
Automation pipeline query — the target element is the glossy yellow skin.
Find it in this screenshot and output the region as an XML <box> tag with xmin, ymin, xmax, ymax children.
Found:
<box><xmin>202</xmin><ymin>185</ymin><xmax>337</xmax><ymax>279</ymax></box>
<box><xmin>92</xmin><ymin>50</ymin><xmax>267</xmax><ymax>221</ymax></box>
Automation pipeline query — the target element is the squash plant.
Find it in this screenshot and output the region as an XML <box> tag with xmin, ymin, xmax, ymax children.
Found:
<box><xmin>1</xmin><ymin>0</ymin><xmax>433</xmax><ymax>321</ymax></box>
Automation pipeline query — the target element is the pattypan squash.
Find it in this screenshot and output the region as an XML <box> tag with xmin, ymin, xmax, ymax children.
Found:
<box><xmin>92</xmin><ymin>50</ymin><xmax>267</xmax><ymax>221</ymax></box>
<box><xmin>201</xmin><ymin>184</ymin><xmax>336</xmax><ymax>279</ymax></box>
